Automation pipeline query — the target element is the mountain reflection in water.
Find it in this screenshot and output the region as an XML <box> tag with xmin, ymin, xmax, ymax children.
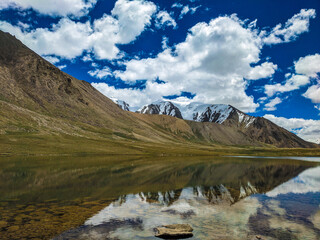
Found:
<box><xmin>50</xmin><ymin>157</ymin><xmax>320</xmax><ymax>240</ymax></box>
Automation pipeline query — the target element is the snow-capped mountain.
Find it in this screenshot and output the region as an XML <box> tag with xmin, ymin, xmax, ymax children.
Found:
<box><xmin>137</xmin><ymin>101</ymin><xmax>183</xmax><ymax>119</ymax></box>
<box><xmin>178</xmin><ymin>102</ymin><xmax>256</xmax><ymax>127</ymax></box>
<box><xmin>109</xmin><ymin>97</ymin><xmax>317</xmax><ymax>148</ymax></box>
<box><xmin>111</xmin><ymin>98</ymin><xmax>130</xmax><ymax>111</ymax></box>
<box><xmin>180</xmin><ymin>103</ymin><xmax>234</xmax><ymax>123</ymax></box>
<box><xmin>137</xmin><ymin>100</ymin><xmax>256</xmax><ymax>127</ymax></box>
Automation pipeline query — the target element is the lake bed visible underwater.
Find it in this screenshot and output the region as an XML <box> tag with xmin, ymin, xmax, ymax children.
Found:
<box><xmin>0</xmin><ymin>155</ymin><xmax>319</xmax><ymax>239</ymax></box>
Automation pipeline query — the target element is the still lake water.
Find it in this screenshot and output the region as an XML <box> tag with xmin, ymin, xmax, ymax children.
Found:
<box><xmin>0</xmin><ymin>155</ymin><xmax>320</xmax><ymax>239</ymax></box>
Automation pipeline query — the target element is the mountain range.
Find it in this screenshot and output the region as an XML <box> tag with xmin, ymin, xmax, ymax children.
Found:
<box><xmin>114</xmin><ymin>99</ymin><xmax>318</xmax><ymax>148</ymax></box>
<box><xmin>0</xmin><ymin>30</ymin><xmax>318</xmax><ymax>155</ymax></box>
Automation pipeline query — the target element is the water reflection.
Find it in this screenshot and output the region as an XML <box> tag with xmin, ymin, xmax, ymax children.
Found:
<box><xmin>229</xmin><ymin>156</ymin><xmax>320</xmax><ymax>162</ymax></box>
<box><xmin>53</xmin><ymin>160</ymin><xmax>320</xmax><ymax>240</ymax></box>
<box><xmin>1</xmin><ymin>155</ymin><xmax>319</xmax><ymax>239</ymax></box>
<box><xmin>267</xmin><ymin>166</ymin><xmax>320</xmax><ymax>196</ymax></box>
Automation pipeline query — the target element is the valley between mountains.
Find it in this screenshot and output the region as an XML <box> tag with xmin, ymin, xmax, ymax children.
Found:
<box><xmin>0</xmin><ymin>30</ymin><xmax>319</xmax><ymax>156</ymax></box>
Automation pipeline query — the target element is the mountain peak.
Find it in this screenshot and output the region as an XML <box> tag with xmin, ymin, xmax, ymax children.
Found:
<box><xmin>137</xmin><ymin>100</ymin><xmax>256</xmax><ymax>127</ymax></box>
<box><xmin>137</xmin><ymin>101</ymin><xmax>183</xmax><ymax>119</ymax></box>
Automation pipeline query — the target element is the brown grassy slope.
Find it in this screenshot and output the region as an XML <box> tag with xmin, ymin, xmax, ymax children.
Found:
<box><xmin>0</xmin><ymin>30</ymin><xmax>260</xmax><ymax>147</ymax></box>
<box><xmin>133</xmin><ymin>113</ymin><xmax>258</xmax><ymax>146</ymax></box>
<box><xmin>0</xmin><ymin>30</ymin><xmax>318</xmax><ymax>154</ymax></box>
<box><xmin>0</xmin><ymin>31</ymin><xmax>188</xmax><ymax>145</ymax></box>
<box><xmin>0</xmin><ymin>31</ymin><xmax>131</xmax><ymax>126</ymax></box>
<box><xmin>5</xmin><ymin>94</ymin><xmax>314</xmax><ymax>156</ymax></box>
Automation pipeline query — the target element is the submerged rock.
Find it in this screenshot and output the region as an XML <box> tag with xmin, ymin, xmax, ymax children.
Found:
<box><xmin>155</xmin><ymin>224</ymin><xmax>193</xmax><ymax>239</ymax></box>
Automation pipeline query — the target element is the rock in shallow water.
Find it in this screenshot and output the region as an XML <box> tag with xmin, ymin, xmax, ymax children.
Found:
<box><xmin>155</xmin><ymin>224</ymin><xmax>193</xmax><ymax>239</ymax></box>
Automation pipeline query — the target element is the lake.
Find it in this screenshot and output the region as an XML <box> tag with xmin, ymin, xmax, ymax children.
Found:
<box><xmin>0</xmin><ymin>155</ymin><xmax>320</xmax><ymax>239</ymax></box>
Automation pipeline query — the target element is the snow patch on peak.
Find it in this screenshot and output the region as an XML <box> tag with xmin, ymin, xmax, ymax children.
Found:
<box><xmin>179</xmin><ymin>103</ymin><xmax>234</xmax><ymax>124</ymax></box>
<box><xmin>111</xmin><ymin>98</ymin><xmax>130</xmax><ymax>111</ymax></box>
<box><xmin>237</xmin><ymin>111</ymin><xmax>245</xmax><ymax>123</ymax></box>
<box><xmin>137</xmin><ymin>100</ymin><xmax>255</xmax><ymax>126</ymax></box>
<box><xmin>236</xmin><ymin>110</ymin><xmax>256</xmax><ymax>128</ymax></box>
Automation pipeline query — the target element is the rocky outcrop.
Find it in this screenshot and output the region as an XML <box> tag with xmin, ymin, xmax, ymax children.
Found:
<box><xmin>155</xmin><ymin>224</ymin><xmax>193</xmax><ymax>239</ymax></box>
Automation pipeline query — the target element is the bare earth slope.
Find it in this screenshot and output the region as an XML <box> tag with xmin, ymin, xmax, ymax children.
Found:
<box><xmin>0</xmin><ymin>30</ymin><xmax>318</xmax><ymax>155</ymax></box>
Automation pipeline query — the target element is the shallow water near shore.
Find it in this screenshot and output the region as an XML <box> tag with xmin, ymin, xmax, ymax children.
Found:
<box><xmin>228</xmin><ymin>155</ymin><xmax>320</xmax><ymax>162</ymax></box>
<box><xmin>1</xmin><ymin>155</ymin><xmax>320</xmax><ymax>239</ymax></box>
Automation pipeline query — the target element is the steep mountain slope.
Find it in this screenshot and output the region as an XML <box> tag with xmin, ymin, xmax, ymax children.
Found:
<box><xmin>243</xmin><ymin>117</ymin><xmax>314</xmax><ymax>148</ymax></box>
<box><xmin>0</xmin><ymin>30</ymin><xmax>318</xmax><ymax>153</ymax></box>
<box><xmin>0</xmin><ymin>31</ymin><xmax>181</xmax><ymax>145</ymax></box>
<box><xmin>0</xmin><ymin>30</ymin><xmax>254</xmax><ymax>152</ymax></box>
<box><xmin>0</xmin><ymin>32</ymin><xmax>128</xmax><ymax>126</ymax></box>
<box><xmin>0</xmin><ymin>31</ymin><xmax>171</xmax><ymax>148</ymax></box>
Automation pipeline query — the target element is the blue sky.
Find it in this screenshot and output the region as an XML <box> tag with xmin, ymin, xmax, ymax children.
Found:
<box><xmin>0</xmin><ymin>0</ymin><xmax>320</xmax><ymax>142</ymax></box>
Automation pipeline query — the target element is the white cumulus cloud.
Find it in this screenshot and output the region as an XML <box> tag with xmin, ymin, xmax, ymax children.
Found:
<box><xmin>246</xmin><ymin>62</ymin><xmax>278</xmax><ymax>80</ymax></box>
<box><xmin>304</xmin><ymin>84</ymin><xmax>320</xmax><ymax>103</ymax></box>
<box><xmin>296</xmin><ymin>54</ymin><xmax>320</xmax><ymax>103</ymax></box>
<box><xmin>295</xmin><ymin>53</ymin><xmax>320</xmax><ymax>77</ymax></box>
<box><xmin>264</xmin><ymin>114</ymin><xmax>320</xmax><ymax>144</ymax></box>
<box><xmin>314</xmin><ymin>105</ymin><xmax>320</xmax><ymax>117</ymax></box>
<box><xmin>0</xmin><ymin>0</ymin><xmax>157</xmax><ymax>60</ymax></box>
<box><xmin>58</xmin><ymin>64</ymin><xmax>67</xmax><ymax>70</ymax></box>
<box><xmin>43</xmin><ymin>55</ymin><xmax>60</xmax><ymax>64</ymax></box>
<box><xmin>92</xmin><ymin>81</ymin><xmax>178</xmax><ymax>109</ymax></box>
<box><xmin>262</xmin><ymin>9</ymin><xmax>316</xmax><ymax>45</ymax></box>
<box><xmin>0</xmin><ymin>18</ymin><xmax>92</xmax><ymax>59</ymax></box>
<box><xmin>97</xmin><ymin>14</ymin><xmax>285</xmax><ymax>112</ymax></box>
<box><xmin>93</xmin><ymin>9</ymin><xmax>315</xmax><ymax>111</ymax></box>
<box><xmin>264</xmin><ymin>97</ymin><xmax>282</xmax><ymax>111</ymax></box>
<box><xmin>1</xmin><ymin>4</ymin><xmax>316</xmax><ymax>114</ymax></box>
<box><xmin>111</xmin><ymin>0</ymin><xmax>156</xmax><ymax>44</ymax></box>
<box><xmin>155</xmin><ymin>11</ymin><xmax>177</xmax><ymax>29</ymax></box>
<box><xmin>264</xmin><ymin>53</ymin><xmax>320</xmax><ymax>105</ymax></box>
<box><xmin>161</xmin><ymin>36</ymin><xmax>169</xmax><ymax>49</ymax></box>
<box><xmin>0</xmin><ymin>0</ymin><xmax>97</xmax><ymax>17</ymax></box>
<box><xmin>179</xmin><ymin>5</ymin><xmax>200</xmax><ymax>19</ymax></box>
<box><xmin>264</xmin><ymin>74</ymin><xmax>310</xmax><ymax>97</ymax></box>
<box><xmin>88</xmin><ymin>67</ymin><xmax>113</xmax><ymax>79</ymax></box>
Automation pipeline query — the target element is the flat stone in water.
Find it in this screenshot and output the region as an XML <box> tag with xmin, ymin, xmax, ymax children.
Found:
<box><xmin>155</xmin><ymin>224</ymin><xmax>193</xmax><ymax>239</ymax></box>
